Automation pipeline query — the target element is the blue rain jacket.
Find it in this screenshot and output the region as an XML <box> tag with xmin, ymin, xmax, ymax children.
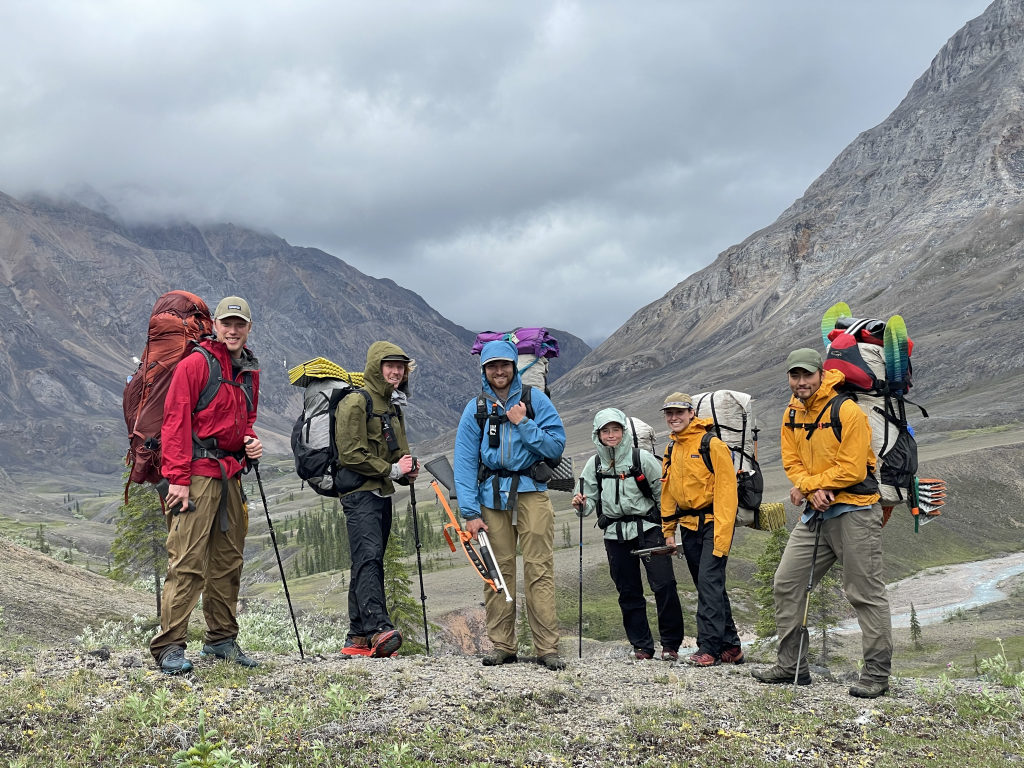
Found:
<box><xmin>453</xmin><ymin>340</ymin><xmax>566</xmax><ymax>518</ymax></box>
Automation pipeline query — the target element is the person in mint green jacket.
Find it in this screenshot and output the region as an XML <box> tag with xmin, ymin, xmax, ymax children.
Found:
<box><xmin>572</xmin><ymin>408</ymin><xmax>684</xmax><ymax>661</ymax></box>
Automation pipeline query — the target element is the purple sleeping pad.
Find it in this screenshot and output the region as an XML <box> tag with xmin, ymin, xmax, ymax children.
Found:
<box><xmin>471</xmin><ymin>327</ymin><xmax>560</xmax><ymax>359</ymax></box>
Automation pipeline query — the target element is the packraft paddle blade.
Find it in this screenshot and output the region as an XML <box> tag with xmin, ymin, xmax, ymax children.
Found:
<box><xmin>423</xmin><ymin>455</ymin><xmax>457</xmax><ymax>497</ymax></box>
<box><xmin>883</xmin><ymin>315</ymin><xmax>910</xmax><ymax>388</ymax></box>
<box><xmin>821</xmin><ymin>302</ymin><xmax>851</xmax><ymax>348</ymax></box>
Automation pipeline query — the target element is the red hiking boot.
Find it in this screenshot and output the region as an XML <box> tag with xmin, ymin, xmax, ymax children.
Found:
<box><xmin>340</xmin><ymin>636</ymin><xmax>372</xmax><ymax>657</ymax></box>
<box><xmin>687</xmin><ymin>651</ymin><xmax>720</xmax><ymax>667</ymax></box>
<box><xmin>720</xmin><ymin>646</ymin><xmax>745</xmax><ymax>664</ymax></box>
<box><xmin>370</xmin><ymin>629</ymin><xmax>403</xmax><ymax>658</ymax></box>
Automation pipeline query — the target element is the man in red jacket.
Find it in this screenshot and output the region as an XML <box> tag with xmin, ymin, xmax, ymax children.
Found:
<box><xmin>149</xmin><ymin>296</ymin><xmax>263</xmax><ymax>675</ymax></box>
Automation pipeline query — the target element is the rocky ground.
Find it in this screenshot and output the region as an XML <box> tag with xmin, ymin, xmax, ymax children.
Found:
<box><xmin>1</xmin><ymin>644</ymin><xmax>1022</xmax><ymax>767</ymax></box>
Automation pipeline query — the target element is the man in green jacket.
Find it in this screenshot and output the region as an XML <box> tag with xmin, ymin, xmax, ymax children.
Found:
<box><xmin>335</xmin><ymin>341</ymin><xmax>418</xmax><ymax>658</ymax></box>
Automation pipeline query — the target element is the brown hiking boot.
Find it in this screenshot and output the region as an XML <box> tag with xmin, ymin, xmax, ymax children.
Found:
<box><xmin>369</xmin><ymin>630</ymin><xmax>402</xmax><ymax>658</ymax></box>
<box><xmin>687</xmin><ymin>651</ymin><xmax>720</xmax><ymax>667</ymax></box>
<box><xmin>720</xmin><ymin>646</ymin><xmax>745</xmax><ymax>664</ymax></box>
<box><xmin>538</xmin><ymin>653</ymin><xmax>566</xmax><ymax>670</ymax></box>
<box><xmin>752</xmin><ymin>665</ymin><xmax>811</xmax><ymax>685</ymax></box>
<box><xmin>661</xmin><ymin>648</ymin><xmax>679</xmax><ymax>662</ymax></box>
<box><xmin>482</xmin><ymin>649</ymin><xmax>518</xmax><ymax>666</ymax></box>
<box><xmin>849</xmin><ymin>679</ymin><xmax>889</xmax><ymax>699</ymax></box>
<box><xmin>634</xmin><ymin>648</ymin><xmax>654</xmax><ymax>661</ymax></box>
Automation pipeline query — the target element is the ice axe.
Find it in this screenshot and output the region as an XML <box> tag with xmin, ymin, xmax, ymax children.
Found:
<box><xmin>246</xmin><ymin>440</ymin><xmax>304</xmax><ymax>659</ymax></box>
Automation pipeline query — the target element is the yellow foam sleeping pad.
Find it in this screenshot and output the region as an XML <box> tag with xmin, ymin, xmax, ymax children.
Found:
<box><xmin>288</xmin><ymin>357</ymin><xmax>364</xmax><ymax>388</ymax></box>
<box><xmin>757</xmin><ymin>502</ymin><xmax>787</xmax><ymax>532</ymax></box>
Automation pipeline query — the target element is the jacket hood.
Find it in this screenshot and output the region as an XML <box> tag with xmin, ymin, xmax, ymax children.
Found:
<box><xmin>364</xmin><ymin>341</ymin><xmax>411</xmax><ymax>399</ymax></box>
<box><xmin>788</xmin><ymin>368</ymin><xmax>845</xmax><ymax>412</ymax></box>
<box><xmin>479</xmin><ymin>340</ymin><xmax>521</xmax><ymax>399</ymax></box>
<box><xmin>592</xmin><ymin>407</ymin><xmax>633</xmax><ymax>467</ymax></box>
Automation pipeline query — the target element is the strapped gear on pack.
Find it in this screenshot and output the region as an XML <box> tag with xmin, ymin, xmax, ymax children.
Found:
<box><xmin>693</xmin><ymin>391</ymin><xmax>765</xmax><ymax>528</ymax></box>
<box><xmin>822</xmin><ymin>309</ymin><xmax>928</xmax><ymax>506</ymax></box>
<box><xmin>291</xmin><ymin>367</ymin><xmax>404</xmax><ymax>497</ymax></box>
<box><xmin>783</xmin><ymin>392</ymin><xmax>881</xmax><ymax>498</ymax></box>
<box><xmin>473</xmin><ymin>384</ymin><xmax>566</xmax><ymax>521</ymax></box>
<box><xmin>472</xmin><ymin>328</ymin><xmax>560</xmax><ymax>394</ymax></box>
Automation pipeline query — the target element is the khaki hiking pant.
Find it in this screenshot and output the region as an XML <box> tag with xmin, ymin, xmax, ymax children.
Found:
<box><xmin>149</xmin><ymin>475</ymin><xmax>249</xmax><ymax>662</ymax></box>
<box><xmin>481</xmin><ymin>491</ymin><xmax>560</xmax><ymax>657</ymax></box>
<box><xmin>773</xmin><ymin>503</ymin><xmax>892</xmax><ymax>682</ymax></box>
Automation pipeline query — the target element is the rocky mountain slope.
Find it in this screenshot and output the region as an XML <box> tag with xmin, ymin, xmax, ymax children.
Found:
<box><xmin>554</xmin><ymin>0</ymin><xmax>1024</xmax><ymax>439</ymax></box>
<box><xmin>0</xmin><ymin>192</ymin><xmax>589</xmax><ymax>476</ymax></box>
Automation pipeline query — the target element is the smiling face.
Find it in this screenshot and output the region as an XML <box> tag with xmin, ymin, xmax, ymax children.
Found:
<box><xmin>214</xmin><ymin>317</ymin><xmax>251</xmax><ymax>358</ymax></box>
<box><xmin>381</xmin><ymin>361</ymin><xmax>407</xmax><ymax>387</ymax></box>
<box><xmin>483</xmin><ymin>360</ymin><xmax>514</xmax><ymax>393</ymax></box>
<box><xmin>788</xmin><ymin>368</ymin><xmax>823</xmax><ymax>402</ymax></box>
<box><xmin>598</xmin><ymin>423</ymin><xmax>624</xmax><ymax>447</ymax></box>
<box><xmin>663</xmin><ymin>407</ymin><xmax>694</xmax><ymax>434</ymax></box>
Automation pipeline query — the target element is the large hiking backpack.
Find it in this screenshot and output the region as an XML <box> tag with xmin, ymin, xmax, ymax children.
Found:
<box><xmin>823</xmin><ymin>316</ymin><xmax>926</xmax><ymax>505</ymax></box>
<box><xmin>472</xmin><ymin>328</ymin><xmax>560</xmax><ymax>393</ymax></box>
<box><xmin>627</xmin><ymin>417</ymin><xmax>657</xmax><ymax>456</ymax></box>
<box><xmin>123</xmin><ymin>291</ymin><xmax>211</xmax><ymax>487</ymax></box>
<box><xmin>291</xmin><ymin>375</ymin><xmax>404</xmax><ymax>498</ymax></box>
<box><xmin>692</xmin><ymin>390</ymin><xmax>765</xmax><ymax>528</ymax></box>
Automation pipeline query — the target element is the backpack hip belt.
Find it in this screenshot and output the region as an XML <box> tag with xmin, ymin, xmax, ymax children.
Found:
<box><xmin>192</xmin><ymin>433</ymin><xmax>246</xmax><ymax>532</ymax></box>
<box><xmin>478</xmin><ymin>465</ymin><xmax>541</xmax><ymax>526</ymax></box>
<box><xmin>598</xmin><ymin>512</ymin><xmax>657</xmax><ymax>542</ymax></box>
<box><xmin>662</xmin><ymin>504</ymin><xmax>713</xmax><ymax>537</ymax></box>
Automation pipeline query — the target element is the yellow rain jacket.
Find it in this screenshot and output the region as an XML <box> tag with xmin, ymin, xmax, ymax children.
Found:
<box><xmin>780</xmin><ymin>369</ymin><xmax>880</xmax><ymax>507</ymax></box>
<box><xmin>660</xmin><ymin>416</ymin><xmax>738</xmax><ymax>557</ymax></box>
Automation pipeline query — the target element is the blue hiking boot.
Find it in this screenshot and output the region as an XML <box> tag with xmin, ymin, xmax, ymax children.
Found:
<box><xmin>159</xmin><ymin>647</ymin><xmax>194</xmax><ymax>675</ymax></box>
<box><xmin>200</xmin><ymin>639</ymin><xmax>259</xmax><ymax>668</ymax></box>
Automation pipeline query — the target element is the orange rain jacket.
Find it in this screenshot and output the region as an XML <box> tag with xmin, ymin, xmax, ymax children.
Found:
<box><xmin>660</xmin><ymin>416</ymin><xmax>738</xmax><ymax>557</ymax></box>
<box><xmin>780</xmin><ymin>369</ymin><xmax>880</xmax><ymax>508</ymax></box>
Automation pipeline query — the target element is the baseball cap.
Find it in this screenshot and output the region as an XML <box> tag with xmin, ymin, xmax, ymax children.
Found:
<box><xmin>660</xmin><ymin>392</ymin><xmax>694</xmax><ymax>411</ymax></box>
<box><xmin>381</xmin><ymin>353</ymin><xmax>412</xmax><ymax>363</ymax></box>
<box><xmin>786</xmin><ymin>348</ymin><xmax>823</xmax><ymax>373</ymax></box>
<box><xmin>214</xmin><ymin>297</ymin><xmax>251</xmax><ymax>322</ymax></box>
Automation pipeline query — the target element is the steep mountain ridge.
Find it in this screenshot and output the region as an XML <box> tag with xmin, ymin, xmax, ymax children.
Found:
<box><xmin>554</xmin><ymin>0</ymin><xmax>1024</xmax><ymax>438</ymax></box>
<box><xmin>0</xmin><ymin>192</ymin><xmax>589</xmax><ymax>476</ymax></box>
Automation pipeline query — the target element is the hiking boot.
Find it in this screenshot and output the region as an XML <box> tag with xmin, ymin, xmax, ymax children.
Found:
<box><xmin>720</xmin><ymin>646</ymin><xmax>745</xmax><ymax>664</ymax></box>
<box><xmin>369</xmin><ymin>629</ymin><xmax>403</xmax><ymax>658</ymax></box>
<box><xmin>752</xmin><ymin>665</ymin><xmax>811</xmax><ymax>686</ymax></box>
<box><xmin>159</xmin><ymin>647</ymin><xmax>193</xmax><ymax>676</ymax></box>
<box><xmin>634</xmin><ymin>648</ymin><xmax>654</xmax><ymax>661</ymax></box>
<box><xmin>482</xmin><ymin>649</ymin><xmax>518</xmax><ymax>666</ymax></box>
<box><xmin>661</xmin><ymin>648</ymin><xmax>679</xmax><ymax>662</ymax></box>
<box><xmin>538</xmin><ymin>653</ymin><xmax>567</xmax><ymax>671</ymax></box>
<box><xmin>340</xmin><ymin>636</ymin><xmax>372</xmax><ymax>657</ymax></box>
<box><xmin>201</xmin><ymin>639</ymin><xmax>259</xmax><ymax>668</ymax></box>
<box><xmin>687</xmin><ymin>651</ymin><xmax>720</xmax><ymax>667</ymax></box>
<box><xmin>849</xmin><ymin>679</ymin><xmax>889</xmax><ymax>699</ymax></box>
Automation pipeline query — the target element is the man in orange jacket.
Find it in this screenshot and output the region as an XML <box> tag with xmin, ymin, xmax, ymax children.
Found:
<box><xmin>752</xmin><ymin>349</ymin><xmax>892</xmax><ymax>698</ymax></box>
<box><xmin>660</xmin><ymin>392</ymin><xmax>743</xmax><ymax>667</ymax></box>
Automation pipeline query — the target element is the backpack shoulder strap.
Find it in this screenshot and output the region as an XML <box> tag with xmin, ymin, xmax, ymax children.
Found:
<box><xmin>828</xmin><ymin>392</ymin><xmax>856</xmax><ymax>443</ymax></box>
<box><xmin>628</xmin><ymin>417</ymin><xmax>639</xmax><ymax>449</ymax></box>
<box><xmin>698</xmin><ymin>431</ymin><xmax>715</xmax><ymax>474</ymax></box>
<box><xmin>520</xmin><ymin>384</ymin><xmax>535</xmax><ymax>420</ymax></box>
<box><xmin>630</xmin><ymin>445</ymin><xmax>655</xmax><ymax>500</ymax></box>
<box><xmin>193</xmin><ymin>346</ymin><xmax>221</xmax><ymax>414</ymax></box>
<box><xmin>341</xmin><ymin>388</ymin><xmax>376</xmax><ymax>423</ymax></box>
<box><xmin>475</xmin><ymin>392</ymin><xmax>488</xmax><ymax>431</ymax></box>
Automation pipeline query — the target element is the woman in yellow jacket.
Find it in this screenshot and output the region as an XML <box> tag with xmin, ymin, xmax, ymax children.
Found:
<box><xmin>660</xmin><ymin>392</ymin><xmax>743</xmax><ymax>666</ymax></box>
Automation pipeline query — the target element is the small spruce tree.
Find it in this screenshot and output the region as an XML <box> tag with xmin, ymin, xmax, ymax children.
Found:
<box><xmin>910</xmin><ymin>601</ymin><xmax>923</xmax><ymax>650</ymax></box>
<box><xmin>383</xmin><ymin>531</ymin><xmax>425</xmax><ymax>653</ymax></box>
<box><xmin>753</xmin><ymin>526</ymin><xmax>790</xmax><ymax>643</ymax></box>
<box><xmin>809</xmin><ymin>565</ymin><xmax>846</xmax><ymax>663</ymax></box>
<box><xmin>110</xmin><ymin>475</ymin><xmax>168</xmax><ymax>616</ymax></box>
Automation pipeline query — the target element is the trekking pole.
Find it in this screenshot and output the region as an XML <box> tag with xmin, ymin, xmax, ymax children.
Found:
<box><xmin>408</xmin><ymin>458</ymin><xmax>430</xmax><ymax>655</ymax></box>
<box><xmin>577</xmin><ymin>477</ymin><xmax>584</xmax><ymax>660</ymax></box>
<box><xmin>794</xmin><ymin>506</ymin><xmax>822</xmax><ymax>687</ymax></box>
<box><xmin>246</xmin><ymin>441</ymin><xmax>304</xmax><ymax>659</ymax></box>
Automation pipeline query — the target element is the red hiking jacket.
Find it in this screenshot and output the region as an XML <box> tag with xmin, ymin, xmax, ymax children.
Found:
<box><xmin>161</xmin><ymin>339</ymin><xmax>260</xmax><ymax>486</ymax></box>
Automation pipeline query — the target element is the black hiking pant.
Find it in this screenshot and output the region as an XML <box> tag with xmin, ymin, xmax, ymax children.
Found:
<box><xmin>342</xmin><ymin>491</ymin><xmax>395</xmax><ymax>639</ymax></box>
<box><xmin>680</xmin><ymin>521</ymin><xmax>741</xmax><ymax>657</ymax></box>
<box><xmin>605</xmin><ymin>527</ymin><xmax>684</xmax><ymax>655</ymax></box>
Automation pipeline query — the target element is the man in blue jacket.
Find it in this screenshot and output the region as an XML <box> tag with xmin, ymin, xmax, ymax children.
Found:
<box><xmin>454</xmin><ymin>340</ymin><xmax>567</xmax><ymax>669</ymax></box>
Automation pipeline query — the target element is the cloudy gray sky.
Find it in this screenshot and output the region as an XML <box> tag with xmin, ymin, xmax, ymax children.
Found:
<box><xmin>0</xmin><ymin>0</ymin><xmax>992</xmax><ymax>345</ymax></box>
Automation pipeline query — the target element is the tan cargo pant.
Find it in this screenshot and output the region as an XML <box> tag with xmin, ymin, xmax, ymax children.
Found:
<box><xmin>149</xmin><ymin>475</ymin><xmax>249</xmax><ymax>662</ymax></box>
<box><xmin>773</xmin><ymin>503</ymin><xmax>892</xmax><ymax>682</ymax></box>
<box><xmin>481</xmin><ymin>491</ymin><xmax>560</xmax><ymax>657</ymax></box>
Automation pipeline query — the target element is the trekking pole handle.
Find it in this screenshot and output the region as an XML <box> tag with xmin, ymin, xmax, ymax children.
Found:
<box><xmin>245</xmin><ymin>437</ymin><xmax>260</xmax><ymax>469</ymax></box>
